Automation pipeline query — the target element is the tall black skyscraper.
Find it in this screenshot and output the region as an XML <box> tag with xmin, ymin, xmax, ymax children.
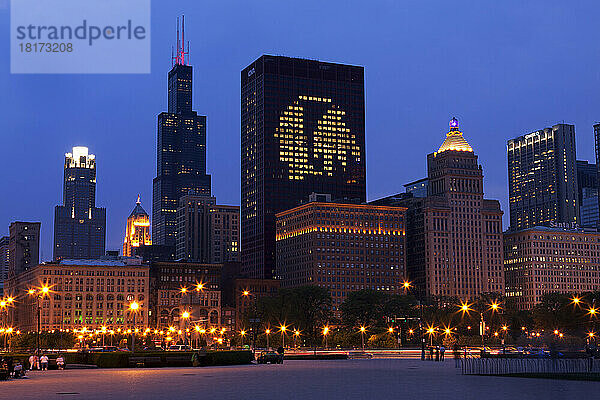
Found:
<box><xmin>241</xmin><ymin>55</ymin><xmax>366</xmax><ymax>279</ymax></box>
<box><xmin>54</xmin><ymin>147</ymin><xmax>106</xmax><ymax>260</ymax></box>
<box><xmin>152</xmin><ymin>18</ymin><xmax>211</xmax><ymax>246</ymax></box>
<box><xmin>507</xmin><ymin>124</ymin><xmax>579</xmax><ymax>230</ymax></box>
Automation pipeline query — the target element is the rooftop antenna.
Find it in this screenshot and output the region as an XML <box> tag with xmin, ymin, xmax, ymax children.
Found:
<box><xmin>171</xmin><ymin>15</ymin><xmax>189</xmax><ymax>66</ymax></box>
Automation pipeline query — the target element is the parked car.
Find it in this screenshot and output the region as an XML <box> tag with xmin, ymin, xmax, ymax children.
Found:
<box><xmin>257</xmin><ymin>352</ymin><xmax>284</xmax><ymax>364</ymax></box>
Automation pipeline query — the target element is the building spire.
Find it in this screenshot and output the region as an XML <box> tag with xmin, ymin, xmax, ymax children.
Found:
<box><xmin>172</xmin><ymin>15</ymin><xmax>189</xmax><ymax>66</ymax></box>
<box><xmin>136</xmin><ymin>194</ymin><xmax>141</xmax><ymax>204</ymax></box>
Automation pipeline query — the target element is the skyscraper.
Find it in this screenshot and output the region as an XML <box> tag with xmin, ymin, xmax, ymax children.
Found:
<box><xmin>374</xmin><ymin>118</ymin><xmax>504</xmax><ymax>299</ymax></box>
<box><xmin>576</xmin><ymin>160</ymin><xmax>598</xmax><ymax>227</ymax></box>
<box><xmin>152</xmin><ymin>18</ymin><xmax>211</xmax><ymax>247</ymax></box>
<box><xmin>53</xmin><ymin>147</ymin><xmax>106</xmax><ymax>260</ymax></box>
<box><xmin>241</xmin><ymin>55</ymin><xmax>366</xmax><ymax>279</ymax></box>
<box><xmin>0</xmin><ymin>236</ymin><xmax>8</xmax><ymax>296</ymax></box>
<box><xmin>9</xmin><ymin>221</ymin><xmax>40</xmax><ymax>277</ymax></box>
<box><xmin>507</xmin><ymin>124</ymin><xmax>578</xmax><ymax>231</ymax></box>
<box><xmin>175</xmin><ymin>194</ymin><xmax>239</xmax><ymax>263</ymax></box>
<box><xmin>594</xmin><ymin>123</ymin><xmax>600</xmax><ymax>224</ymax></box>
<box><xmin>123</xmin><ymin>196</ymin><xmax>152</xmax><ymax>257</ymax></box>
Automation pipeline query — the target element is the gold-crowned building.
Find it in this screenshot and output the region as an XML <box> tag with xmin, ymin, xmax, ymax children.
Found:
<box><xmin>123</xmin><ymin>196</ymin><xmax>151</xmax><ymax>257</ymax></box>
<box><xmin>373</xmin><ymin>118</ymin><xmax>504</xmax><ymax>300</ymax></box>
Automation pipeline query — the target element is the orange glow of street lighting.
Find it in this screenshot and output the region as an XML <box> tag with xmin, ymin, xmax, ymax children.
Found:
<box><xmin>41</xmin><ymin>286</ymin><xmax>50</xmax><ymax>294</ymax></box>
<box><xmin>402</xmin><ymin>281</ymin><xmax>411</xmax><ymax>289</ymax></box>
<box><xmin>588</xmin><ymin>307</ymin><xmax>598</xmax><ymax>316</ymax></box>
<box><xmin>196</xmin><ymin>282</ymin><xmax>205</xmax><ymax>291</ymax></box>
<box><xmin>129</xmin><ymin>301</ymin><xmax>140</xmax><ymax>311</ymax></box>
<box><xmin>359</xmin><ymin>326</ymin><xmax>366</xmax><ymax>333</ymax></box>
<box><xmin>572</xmin><ymin>297</ymin><xmax>581</xmax><ymax>305</ymax></box>
<box><xmin>240</xmin><ymin>330</ymin><xmax>246</xmax><ymax>336</ymax></box>
<box><xmin>388</xmin><ymin>327</ymin><xmax>394</xmax><ymax>333</ymax></box>
<box><xmin>589</xmin><ymin>332</ymin><xmax>596</xmax><ymax>338</ymax></box>
<box><xmin>180</xmin><ymin>287</ymin><xmax>188</xmax><ymax>294</ymax></box>
<box><xmin>265</xmin><ymin>329</ymin><xmax>271</xmax><ymax>335</ymax></box>
<box><xmin>459</xmin><ymin>301</ymin><xmax>472</xmax><ymax>314</ymax></box>
<box><xmin>279</xmin><ymin>325</ymin><xmax>287</xmax><ymax>333</ymax></box>
<box><xmin>182</xmin><ymin>311</ymin><xmax>190</xmax><ymax>319</ymax></box>
<box><xmin>242</xmin><ymin>290</ymin><xmax>250</xmax><ymax>296</ymax></box>
<box><xmin>489</xmin><ymin>301</ymin><xmax>501</xmax><ymax>312</ymax></box>
<box><xmin>210</xmin><ymin>327</ymin><xmax>217</xmax><ymax>334</ymax></box>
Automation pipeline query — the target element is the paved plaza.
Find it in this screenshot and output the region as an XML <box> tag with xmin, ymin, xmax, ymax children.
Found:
<box><xmin>1</xmin><ymin>359</ymin><xmax>597</xmax><ymax>399</ymax></box>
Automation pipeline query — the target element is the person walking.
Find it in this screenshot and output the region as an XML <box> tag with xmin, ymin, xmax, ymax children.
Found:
<box><xmin>28</xmin><ymin>355</ymin><xmax>35</xmax><ymax>371</ymax></box>
<box><xmin>435</xmin><ymin>347</ymin><xmax>440</xmax><ymax>362</ymax></box>
<box><xmin>56</xmin><ymin>355</ymin><xmax>65</xmax><ymax>370</ymax></box>
<box><xmin>40</xmin><ymin>354</ymin><xmax>49</xmax><ymax>371</ymax></box>
<box><xmin>440</xmin><ymin>345</ymin><xmax>446</xmax><ymax>361</ymax></box>
<box><xmin>428</xmin><ymin>346</ymin><xmax>434</xmax><ymax>361</ymax></box>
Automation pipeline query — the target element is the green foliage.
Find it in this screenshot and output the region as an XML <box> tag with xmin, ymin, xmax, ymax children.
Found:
<box><xmin>255</xmin><ymin>285</ymin><xmax>332</xmax><ymax>348</ymax></box>
<box><xmin>339</xmin><ymin>290</ymin><xmax>417</xmax><ymax>328</ymax></box>
<box><xmin>9</xmin><ymin>331</ymin><xmax>75</xmax><ymax>352</ymax></box>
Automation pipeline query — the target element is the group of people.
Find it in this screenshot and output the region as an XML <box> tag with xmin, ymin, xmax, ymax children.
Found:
<box><xmin>1</xmin><ymin>357</ymin><xmax>26</xmax><ymax>379</ymax></box>
<box><xmin>27</xmin><ymin>354</ymin><xmax>65</xmax><ymax>371</ymax></box>
<box><xmin>426</xmin><ymin>345</ymin><xmax>446</xmax><ymax>361</ymax></box>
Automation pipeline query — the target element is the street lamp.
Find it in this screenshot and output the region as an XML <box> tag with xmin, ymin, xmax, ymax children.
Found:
<box><xmin>265</xmin><ymin>328</ymin><xmax>271</xmax><ymax>349</ymax></box>
<box><xmin>323</xmin><ymin>326</ymin><xmax>330</xmax><ymax>350</ymax></box>
<box><xmin>240</xmin><ymin>330</ymin><xmax>247</xmax><ymax>347</ymax></box>
<box><xmin>27</xmin><ymin>285</ymin><xmax>51</xmax><ymax>356</ymax></box>
<box><xmin>359</xmin><ymin>326</ymin><xmax>366</xmax><ymax>351</ymax></box>
<box><xmin>242</xmin><ymin>289</ymin><xmax>259</xmax><ymax>354</ymax></box>
<box><xmin>129</xmin><ymin>301</ymin><xmax>140</xmax><ymax>352</ymax></box>
<box><xmin>293</xmin><ymin>329</ymin><xmax>301</xmax><ymax>349</ymax></box>
<box><xmin>426</xmin><ymin>326</ymin><xmax>436</xmax><ymax>346</ymax></box>
<box><xmin>279</xmin><ymin>325</ymin><xmax>287</xmax><ymax>349</ymax></box>
<box><xmin>181</xmin><ymin>311</ymin><xmax>190</xmax><ymax>346</ymax></box>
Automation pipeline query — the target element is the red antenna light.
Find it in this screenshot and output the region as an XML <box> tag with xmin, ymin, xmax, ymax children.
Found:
<box><xmin>172</xmin><ymin>15</ymin><xmax>189</xmax><ymax>66</ymax></box>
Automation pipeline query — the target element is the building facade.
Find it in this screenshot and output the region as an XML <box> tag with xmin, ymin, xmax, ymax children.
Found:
<box><xmin>504</xmin><ymin>226</ymin><xmax>600</xmax><ymax>310</ymax></box>
<box><xmin>152</xmin><ymin>42</ymin><xmax>211</xmax><ymax>247</ymax></box>
<box><xmin>123</xmin><ymin>197</ymin><xmax>152</xmax><ymax>257</ymax></box>
<box><xmin>149</xmin><ymin>261</ymin><xmax>222</xmax><ymax>329</ymax></box>
<box><xmin>241</xmin><ymin>55</ymin><xmax>366</xmax><ymax>279</ymax></box>
<box><xmin>54</xmin><ymin>147</ymin><xmax>106</xmax><ymax>260</ymax></box>
<box><xmin>576</xmin><ymin>160</ymin><xmax>598</xmax><ymax>227</ymax></box>
<box><xmin>6</xmin><ymin>257</ymin><xmax>149</xmax><ymax>331</ymax></box>
<box><xmin>374</xmin><ymin>118</ymin><xmax>504</xmax><ymax>299</ymax></box>
<box><xmin>9</xmin><ymin>222</ymin><xmax>41</xmax><ymax>278</ymax></box>
<box><xmin>0</xmin><ymin>236</ymin><xmax>8</xmax><ymax>296</ymax></box>
<box><xmin>175</xmin><ymin>194</ymin><xmax>239</xmax><ymax>263</ymax></box>
<box><xmin>507</xmin><ymin>124</ymin><xmax>579</xmax><ymax>231</ymax></box>
<box><xmin>276</xmin><ymin>201</ymin><xmax>406</xmax><ymax>312</ymax></box>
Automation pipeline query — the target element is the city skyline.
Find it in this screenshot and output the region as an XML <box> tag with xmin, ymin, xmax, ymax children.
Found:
<box><xmin>1</xmin><ymin>2</ymin><xmax>600</xmax><ymax>259</ymax></box>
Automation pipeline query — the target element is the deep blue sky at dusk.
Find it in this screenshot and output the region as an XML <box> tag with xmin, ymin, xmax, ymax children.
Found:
<box><xmin>1</xmin><ymin>1</ymin><xmax>599</xmax><ymax>261</ymax></box>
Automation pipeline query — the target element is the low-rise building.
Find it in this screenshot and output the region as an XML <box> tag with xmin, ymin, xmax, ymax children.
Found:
<box><xmin>149</xmin><ymin>261</ymin><xmax>222</xmax><ymax>329</ymax></box>
<box><xmin>6</xmin><ymin>257</ymin><xmax>149</xmax><ymax>331</ymax></box>
<box><xmin>504</xmin><ymin>225</ymin><xmax>600</xmax><ymax>309</ymax></box>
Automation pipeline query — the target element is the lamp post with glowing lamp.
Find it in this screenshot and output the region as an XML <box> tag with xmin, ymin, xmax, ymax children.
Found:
<box><xmin>322</xmin><ymin>326</ymin><xmax>330</xmax><ymax>350</ymax></box>
<box><xmin>181</xmin><ymin>311</ymin><xmax>190</xmax><ymax>346</ymax></box>
<box><xmin>279</xmin><ymin>325</ymin><xmax>287</xmax><ymax>349</ymax></box>
<box><xmin>28</xmin><ymin>285</ymin><xmax>50</xmax><ymax>356</ymax></box>
<box><xmin>359</xmin><ymin>326</ymin><xmax>366</xmax><ymax>351</ymax></box>
<box><xmin>129</xmin><ymin>301</ymin><xmax>140</xmax><ymax>352</ymax></box>
<box><xmin>293</xmin><ymin>329</ymin><xmax>301</xmax><ymax>349</ymax></box>
<box><xmin>265</xmin><ymin>328</ymin><xmax>271</xmax><ymax>349</ymax></box>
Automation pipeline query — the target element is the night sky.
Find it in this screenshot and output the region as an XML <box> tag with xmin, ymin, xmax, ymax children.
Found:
<box><xmin>1</xmin><ymin>1</ymin><xmax>599</xmax><ymax>261</ymax></box>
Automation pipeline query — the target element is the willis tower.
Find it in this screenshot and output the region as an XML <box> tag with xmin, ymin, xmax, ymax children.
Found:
<box><xmin>153</xmin><ymin>17</ymin><xmax>211</xmax><ymax>246</ymax></box>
